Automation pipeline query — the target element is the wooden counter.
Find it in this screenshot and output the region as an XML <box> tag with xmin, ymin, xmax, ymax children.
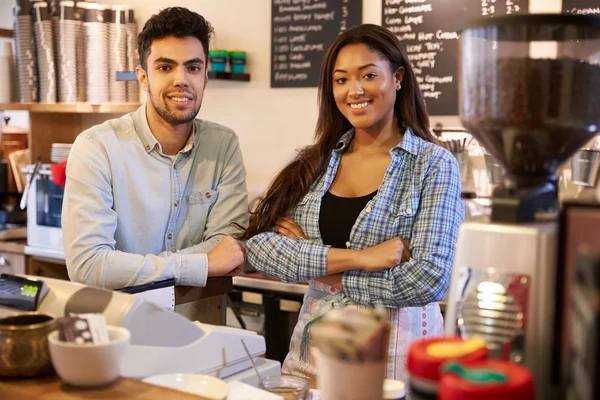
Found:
<box><xmin>0</xmin><ymin>375</ymin><xmax>209</xmax><ymax>400</ymax></box>
<box><xmin>0</xmin><ymin>239</ymin><xmax>27</xmax><ymax>255</ymax></box>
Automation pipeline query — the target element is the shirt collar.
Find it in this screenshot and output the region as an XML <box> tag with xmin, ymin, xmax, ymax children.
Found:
<box><xmin>133</xmin><ymin>103</ymin><xmax>196</xmax><ymax>155</ymax></box>
<box><xmin>332</xmin><ymin>125</ymin><xmax>421</xmax><ymax>156</ymax></box>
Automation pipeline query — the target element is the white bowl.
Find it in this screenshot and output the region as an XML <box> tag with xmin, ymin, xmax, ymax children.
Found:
<box><xmin>143</xmin><ymin>373</ymin><xmax>228</xmax><ymax>400</ymax></box>
<box><xmin>48</xmin><ymin>325</ymin><xmax>130</xmax><ymax>387</ymax></box>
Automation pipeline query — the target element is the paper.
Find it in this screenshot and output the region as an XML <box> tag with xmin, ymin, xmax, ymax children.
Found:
<box><xmin>131</xmin><ymin>285</ymin><xmax>175</xmax><ymax>310</ymax></box>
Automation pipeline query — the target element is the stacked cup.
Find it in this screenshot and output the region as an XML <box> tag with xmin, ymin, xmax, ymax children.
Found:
<box><xmin>125</xmin><ymin>8</ymin><xmax>139</xmax><ymax>103</ymax></box>
<box><xmin>55</xmin><ymin>1</ymin><xmax>78</xmax><ymax>102</ymax></box>
<box><xmin>81</xmin><ymin>2</ymin><xmax>109</xmax><ymax>104</ymax></box>
<box><xmin>33</xmin><ymin>1</ymin><xmax>57</xmax><ymax>103</ymax></box>
<box><xmin>108</xmin><ymin>6</ymin><xmax>127</xmax><ymax>103</ymax></box>
<box><xmin>14</xmin><ymin>0</ymin><xmax>38</xmax><ymax>102</ymax></box>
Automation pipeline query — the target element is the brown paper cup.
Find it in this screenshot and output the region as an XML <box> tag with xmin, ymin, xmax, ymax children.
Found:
<box><xmin>312</xmin><ymin>348</ymin><xmax>386</xmax><ymax>400</ymax></box>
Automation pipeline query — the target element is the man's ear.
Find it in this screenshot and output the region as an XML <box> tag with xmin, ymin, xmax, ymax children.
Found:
<box><xmin>136</xmin><ymin>66</ymin><xmax>149</xmax><ymax>92</ymax></box>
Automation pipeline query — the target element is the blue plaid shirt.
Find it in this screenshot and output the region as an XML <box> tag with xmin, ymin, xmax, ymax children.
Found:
<box><xmin>246</xmin><ymin>127</ymin><xmax>464</xmax><ymax>307</ymax></box>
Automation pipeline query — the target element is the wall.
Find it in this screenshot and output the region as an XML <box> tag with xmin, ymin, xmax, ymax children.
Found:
<box><xmin>0</xmin><ymin>0</ymin><xmax>566</xmax><ymax>196</ymax></box>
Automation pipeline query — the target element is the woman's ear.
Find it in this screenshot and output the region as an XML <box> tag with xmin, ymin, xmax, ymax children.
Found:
<box><xmin>394</xmin><ymin>66</ymin><xmax>406</xmax><ymax>90</ymax></box>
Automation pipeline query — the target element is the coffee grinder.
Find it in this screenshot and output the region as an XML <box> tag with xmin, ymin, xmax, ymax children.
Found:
<box><xmin>570</xmin><ymin>135</ymin><xmax>600</xmax><ymax>201</ymax></box>
<box><xmin>444</xmin><ymin>14</ymin><xmax>600</xmax><ymax>399</ymax></box>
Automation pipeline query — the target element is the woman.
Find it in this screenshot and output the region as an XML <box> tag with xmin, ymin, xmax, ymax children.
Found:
<box><xmin>242</xmin><ymin>24</ymin><xmax>464</xmax><ymax>381</ymax></box>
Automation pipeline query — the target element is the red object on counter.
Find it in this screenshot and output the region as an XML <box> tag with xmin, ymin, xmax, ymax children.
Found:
<box><xmin>407</xmin><ymin>337</ymin><xmax>489</xmax><ymax>383</ymax></box>
<box><xmin>50</xmin><ymin>160</ymin><xmax>67</xmax><ymax>189</ymax></box>
<box><xmin>439</xmin><ymin>360</ymin><xmax>534</xmax><ymax>400</ymax></box>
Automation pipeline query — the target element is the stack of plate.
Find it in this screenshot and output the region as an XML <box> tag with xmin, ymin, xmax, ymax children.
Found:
<box><xmin>33</xmin><ymin>1</ymin><xmax>57</xmax><ymax>103</ymax></box>
<box><xmin>81</xmin><ymin>2</ymin><xmax>109</xmax><ymax>104</ymax></box>
<box><xmin>13</xmin><ymin>0</ymin><xmax>38</xmax><ymax>102</ymax></box>
<box><xmin>55</xmin><ymin>1</ymin><xmax>78</xmax><ymax>102</ymax></box>
<box><xmin>108</xmin><ymin>6</ymin><xmax>127</xmax><ymax>103</ymax></box>
<box><xmin>50</xmin><ymin>143</ymin><xmax>72</xmax><ymax>163</ymax></box>
<box><xmin>126</xmin><ymin>8</ymin><xmax>139</xmax><ymax>103</ymax></box>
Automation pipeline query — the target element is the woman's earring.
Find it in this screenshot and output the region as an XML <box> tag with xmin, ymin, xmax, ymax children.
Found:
<box><xmin>396</xmin><ymin>83</ymin><xmax>402</xmax><ymax>91</ymax></box>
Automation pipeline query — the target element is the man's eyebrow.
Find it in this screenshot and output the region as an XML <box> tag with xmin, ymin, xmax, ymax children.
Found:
<box><xmin>153</xmin><ymin>57</ymin><xmax>205</xmax><ymax>66</ymax></box>
<box><xmin>183</xmin><ymin>58</ymin><xmax>205</xmax><ymax>66</ymax></box>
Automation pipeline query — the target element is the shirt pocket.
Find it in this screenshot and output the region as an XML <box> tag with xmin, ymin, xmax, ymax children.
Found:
<box><xmin>388</xmin><ymin>192</ymin><xmax>420</xmax><ymax>241</ymax></box>
<box><xmin>187</xmin><ymin>189</ymin><xmax>219</xmax><ymax>244</ymax></box>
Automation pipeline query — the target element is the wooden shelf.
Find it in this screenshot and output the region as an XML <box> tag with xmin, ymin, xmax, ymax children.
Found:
<box><xmin>0</xmin><ymin>102</ymin><xmax>141</xmax><ymax>113</ymax></box>
<box><xmin>208</xmin><ymin>71</ymin><xmax>251</xmax><ymax>82</ymax></box>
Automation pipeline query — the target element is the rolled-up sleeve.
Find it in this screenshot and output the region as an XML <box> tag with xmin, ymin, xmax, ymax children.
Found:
<box><xmin>246</xmin><ymin>231</ymin><xmax>329</xmax><ymax>283</ymax></box>
<box><xmin>342</xmin><ymin>151</ymin><xmax>464</xmax><ymax>307</ymax></box>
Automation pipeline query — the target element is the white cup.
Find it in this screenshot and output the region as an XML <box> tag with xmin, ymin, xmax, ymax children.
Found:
<box><xmin>48</xmin><ymin>325</ymin><xmax>130</xmax><ymax>387</ymax></box>
<box><xmin>312</xmin><ymin>349</ymin><xmax>386</xmax><ymax>400</ymax></box>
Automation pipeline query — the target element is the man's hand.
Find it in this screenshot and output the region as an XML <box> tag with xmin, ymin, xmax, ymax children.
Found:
<box><xmin>274</xmin><ymin>217</ymin><xmax>307</xmax><ymax>239</ymax></box>
<box><xmin>358</xmin><ymin>237</ymin><xmax>411</xmax><ymax>272</ymax></box>
<box><xmin>207</xmin><ymin>236</ymin><xmax>245</xmax><ymax>277</ymax></box>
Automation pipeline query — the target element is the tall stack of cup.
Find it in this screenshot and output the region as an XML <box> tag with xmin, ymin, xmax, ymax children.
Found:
<box><xmin>33</xmin><ymin>1</ymin><xmax>57</xmax><ymax>103</ymax></box>
<box><xmin>81</xmin><ymin>2</ymin><xmax>109</xmax><ymax>104</ymax></box>
<box><xmin>108</xmin><ymin>6</ymin><xmax>127</xmax><ymax>103</ymax></box>
<box><xmin>125</xmin><ymin>8</ymin><xmax>139</xmax><ymax>103</ymax></box>
<box><xmin>74</xmin><ymin>2</ymin><xmax>86</xmax><ymax>102</ymax></box>
<box><xmin>14</xmin><ymin>0</ymin><xmax>37</xmax><ymax>102</ymax></box>
<box><xmin>54</xmin><ymin>1</ymin><xmax>78</xmax><ymax>102</ymax></box>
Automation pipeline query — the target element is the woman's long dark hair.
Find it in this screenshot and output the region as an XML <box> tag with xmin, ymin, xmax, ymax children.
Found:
<box><xmin>241</xmin><ymin>24</ymin><xmax>435</xmax><ymax>239</ymax></box>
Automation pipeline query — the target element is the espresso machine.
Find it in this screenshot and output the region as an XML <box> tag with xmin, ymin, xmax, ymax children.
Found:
<box><xmin>444</xmin><ymin>14</ymin><xmax>600</xmax><ymax>400</ymax></box>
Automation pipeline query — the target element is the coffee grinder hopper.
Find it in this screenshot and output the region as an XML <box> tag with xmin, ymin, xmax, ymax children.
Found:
<box><xmin>460</xmin><ymin>14</ymin><xmax>600</xmax><ymax>222</ymax></box>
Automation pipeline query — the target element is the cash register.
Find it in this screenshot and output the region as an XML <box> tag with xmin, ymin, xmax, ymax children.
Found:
<box><xmin>0</xmin><ymin>274</ymin><xmax>281</xmax><ymax>383</ymax></box>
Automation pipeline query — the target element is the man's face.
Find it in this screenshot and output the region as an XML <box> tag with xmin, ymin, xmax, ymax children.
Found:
<box><xmin>136</xmin><ymin>36</ymin><xmax>208</xmax><ymax>126</ymax></box>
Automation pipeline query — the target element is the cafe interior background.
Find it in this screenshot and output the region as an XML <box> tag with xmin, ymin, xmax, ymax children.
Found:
<box><xmin>0</xmin><ymin>0</ymin><xmax>600</xmax><ymax>399</ymax></box>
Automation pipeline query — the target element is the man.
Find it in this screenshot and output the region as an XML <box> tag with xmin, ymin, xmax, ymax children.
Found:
<box><xmin>62</xmin><ymin>7</ymin><xmax>247</xmax><ymax>289</ymax></box>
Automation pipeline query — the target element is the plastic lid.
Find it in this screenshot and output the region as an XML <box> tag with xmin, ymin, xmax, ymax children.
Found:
<box><xmin>383</xmin><ymin>379</ymin><xmax>406</xmax><ymax>399</ymax></box>
<box><xmin>407</xmin><ymin>337</ymin><xmax>489</xmax><ymax>382</ymax></box>
<box><xmin>439</xmin><ymin>360</ymin><xmax>534</xmax><ymax>400</ymax></box>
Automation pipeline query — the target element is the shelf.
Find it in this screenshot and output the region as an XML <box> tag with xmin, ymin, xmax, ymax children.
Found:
<box><xmin>208</xmin><ymin>71</ymin><xmax>251</xmax><ymax>82</ymax></box>
<box><xmin>0</xmin><ymin>103</ymin><xmax>141</xmax><ymax>113</ymax></box>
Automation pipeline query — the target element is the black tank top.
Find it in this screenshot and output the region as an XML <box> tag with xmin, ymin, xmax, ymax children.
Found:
<box><xmin>319</xmin><ymin>190</ymin><xmax>377</xmax><ymax>249</ymax></box>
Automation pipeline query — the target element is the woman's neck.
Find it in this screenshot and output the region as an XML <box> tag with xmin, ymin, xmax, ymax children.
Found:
<box><xmin>351</xmin><ymin>116</ymin><xmax>404</xmax><ymax>155</ymax></box>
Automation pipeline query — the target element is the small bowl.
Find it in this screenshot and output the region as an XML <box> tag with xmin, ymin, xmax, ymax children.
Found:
<box><xmin>48</xmin><ymin>325</ymin><xmax>130</xmax><ymax>387</ymax></box>
<box><xmin>0</xmin><ymin>313</ymin><xmax>56</xmax><ymax>377</ymax></box>
<box><xmin>262</xmin><ymin>375</ymin><xmax>310</xmax><ymax>400</ymax></box>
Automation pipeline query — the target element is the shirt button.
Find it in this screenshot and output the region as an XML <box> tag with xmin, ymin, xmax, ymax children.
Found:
<box><xmin>167</xmin><ymin>233</ymin><xmax>173</xmax><ymax>239</ymax></box>
<box><xmin>406</xmin><ymin>208</ymin><xmax>412</xmax><ymax>215</ymax></box>
<box><xmin>174</xmin><ymin>201</ymin><xmax>179</xmax><ymax>207</ymax></box>
<box><xmin>365</xmin><ymin>206</ymin><xmax>372</xmax><ymax>213</ymax></box>
<box><xmin>145</xmin><ymin>145</ymin><xmax>151</xmax><ymax>151</ymax></box>
<box><xmin>205</xmin><ymin>192</ymin><xmax>211</xmax><ymax>199</ymax></box>
<box><xmin>345</xmin><ymin>241</ymin><xmax>350</xmax><ymax>248</ymax></box>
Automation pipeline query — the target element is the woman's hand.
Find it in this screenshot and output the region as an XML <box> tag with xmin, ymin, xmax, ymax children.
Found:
<box><xmin>359</xmin><ymin>237</ymin><xmax>411</xmax><ymax>272</ymax></box>
<box><xmin>274</xmin><ymin>216</ymin><xmax>307</xmax><ymax>240</ymax></box>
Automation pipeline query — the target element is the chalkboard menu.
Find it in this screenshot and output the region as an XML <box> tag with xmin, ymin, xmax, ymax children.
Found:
<box><xmin>382</xmin><ymin>0</ymin><xmax>528</xmax><ymax>116</ymax></box>
<box><xmin>271</xmin><ymin>0</ymin><xmax>362</xmax><ymax>88</ymax></box>
<box><xmin>563</xmin><ymin>0</ymin><xmax>600</xmax><ymax>14</ymax></box>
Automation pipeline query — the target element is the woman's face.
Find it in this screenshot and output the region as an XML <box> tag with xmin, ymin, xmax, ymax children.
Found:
<box><xmin>332</xmin><ymin>43</ymin><xmax>404</xmax><ymax>132</ymax></box>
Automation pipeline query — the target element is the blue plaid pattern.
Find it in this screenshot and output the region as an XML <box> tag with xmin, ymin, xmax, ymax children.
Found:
<box><xmin>246</xmin><ymin>127</ymin><xmax>464</xmax><ymax>307</ymax></box>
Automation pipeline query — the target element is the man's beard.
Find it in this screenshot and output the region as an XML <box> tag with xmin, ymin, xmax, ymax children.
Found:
<box><xmin>149</xmin><ymin>88</ymin><xmax>200</xmax><ymax>125</ymax></box>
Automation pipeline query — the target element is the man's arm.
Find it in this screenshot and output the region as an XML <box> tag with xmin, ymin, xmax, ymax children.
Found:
<box><xmin>177</xmin><ymin>134</ymin><xmax>249</xmax><ymax>255</ymax></box>
<box><xmin>62</xmin><ymin>133</ymin><xmax>214</xmax><ymax>289</ymax></box>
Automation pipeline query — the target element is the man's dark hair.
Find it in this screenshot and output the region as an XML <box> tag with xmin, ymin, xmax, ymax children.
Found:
<box><xmin>137</xmin><ymin>7</ymin><xmax>214</xmax><ymax>70</ymax></box>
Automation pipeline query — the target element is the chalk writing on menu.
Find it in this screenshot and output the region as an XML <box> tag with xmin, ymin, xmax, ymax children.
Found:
<box><xmin>381</xmin><ymin>0</ymin><xmax>528</xmax><ymax>116</ymax></box>
<box><xmin>563</xmin><ymin>0</ymin><xmax>600</xmax><ymax>14</ymax></box>
<box><xmin>271</xmin><ymin>0</ymin><xmax>362</xmax><ymax>88</ymax></box>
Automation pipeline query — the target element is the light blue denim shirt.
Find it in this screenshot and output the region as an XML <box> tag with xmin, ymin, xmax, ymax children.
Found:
<box><xmin>62</xmin><ymin>104</ymin><xmax>248</xmax><ymax>289</ymax></box>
